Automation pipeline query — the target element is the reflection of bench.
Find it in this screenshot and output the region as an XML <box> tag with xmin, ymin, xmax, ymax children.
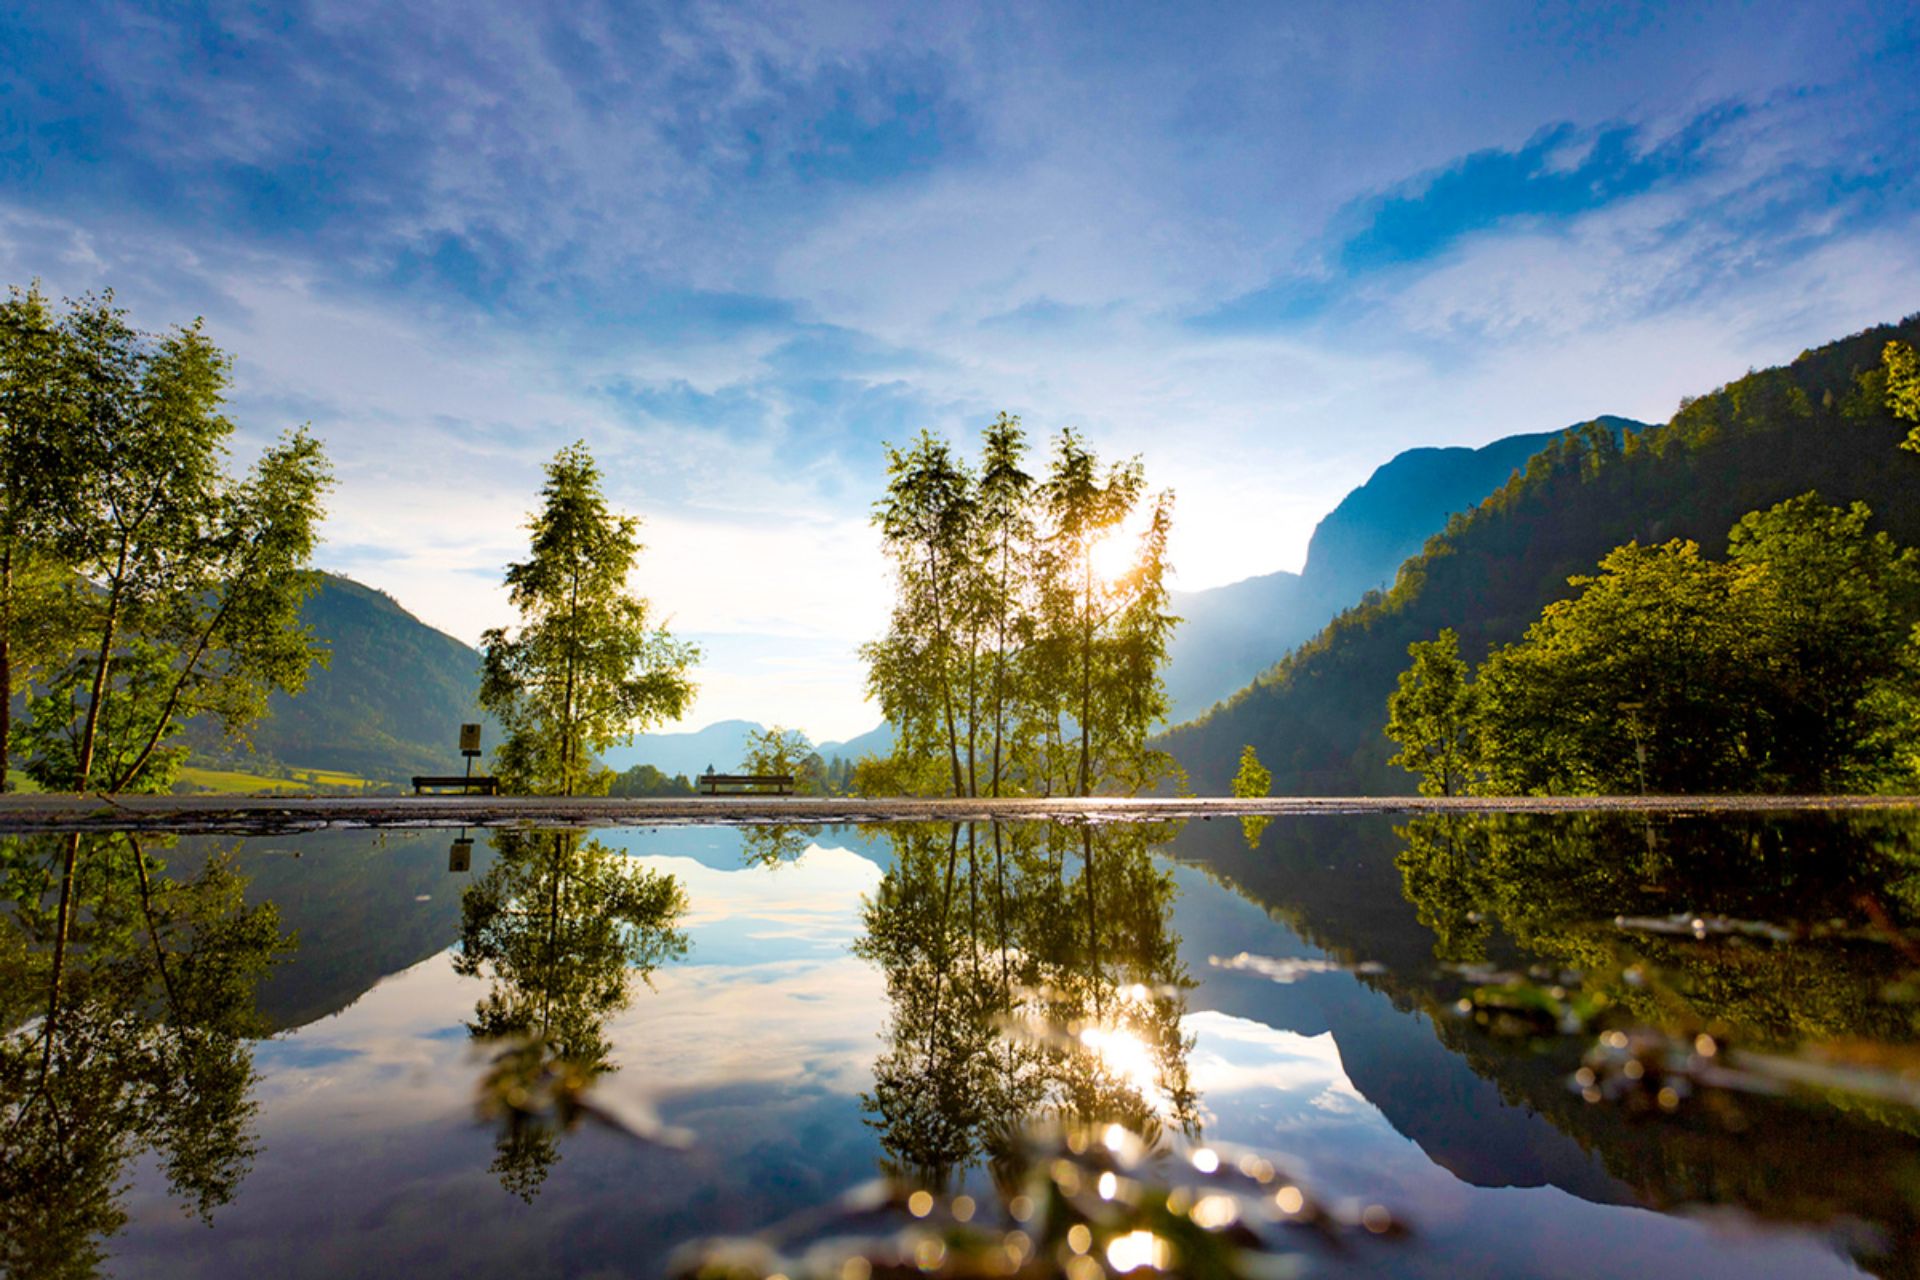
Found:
<box><xmin>699</xmin><ymin>772</ymin><xmax>794</xmax><ymax>796</ymax></box>
<box><xmin>412</xmin><ymin>775</ymin><xmax>499</xmax><ymax>795</ymax></box>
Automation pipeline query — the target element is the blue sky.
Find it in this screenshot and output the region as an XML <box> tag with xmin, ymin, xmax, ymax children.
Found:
<box><xmin>4</xmin><ymin>0</ymin><xmax>1918</xmax><ymax>738</ymax></box>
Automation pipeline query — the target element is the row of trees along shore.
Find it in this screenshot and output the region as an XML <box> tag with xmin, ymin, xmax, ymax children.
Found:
<box><xmin>0</xmin><ymin>285</ymin><xmax>330</xmax><ymax>794</ymax></box>
<box><xmin>1386</xmin><ymin>339</ymin><xmax>1920</xmax><ymax>797</ymax></box>
<box><xmin>861</xmin><ymin>414</ymin><xmax>1177</xmax><ymax>798</ymax></box>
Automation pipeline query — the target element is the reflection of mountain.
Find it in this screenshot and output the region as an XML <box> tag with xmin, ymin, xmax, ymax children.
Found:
<box><xmin>164</xmin><ymin>830</ymin><xmax>494</xmax><ymax>1032</ymax></box>
<box><xmin>1168</xmin><ymin>813</ymin><xmax>1920</xmax><ymax>1277</ymax></box>
<box><xmin>1165</xmin><ymin>825</ymin><xmax>1628</xmax><ymax>1204</ymax></box>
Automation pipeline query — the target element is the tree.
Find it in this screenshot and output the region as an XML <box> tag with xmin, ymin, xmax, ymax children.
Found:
<box><xmin>1230</xmin><ymin>744</ymin><xmax>1271</xmax><ymax>799</ymax></box>
<box><xmin>740</xmin><ymin>725</ymin><xmax>827</xmax><ymax>794</ymax></box>
<box><xmin>1384</xmin><ymin>628</ymin><xmax>1478</xmax><ymax>796</ymax></box>
<box><xmin>1885</xmin><ymin>340</ymin><xmax>1920</xmax><ymax>451</ymax></box>
<box><xmin>1451</xmin><ymin>496</ymin><xmax>1920</xmax><ymax>795</ymax></box>
<box><xmin>1231</xmin><ymin>744</ymin><xmax>1273</xmax><ymax>849</ymax></box>
<box><xmin>1727</xmin><ymin>495</ymin><xmax>1920</xmax><ymax>790</ymax></box>
<box><xmin>862</xmin><ymin>419</ymin><xmax>1177</xmax><ymax>798</ymax></box>
<box><xmin>0</xmin><ymin>285</ymin><xmax>87</xmax><ymax>788</ymax></box>
<box><xmin>480</xmin><ymin>443</ymin><xmax>699</xmax><ymax>796</ymax></box>
<box><xmin>11</xmin><ymin>291</ymin><xmax>331</xmax><ymax>793</ymax></box>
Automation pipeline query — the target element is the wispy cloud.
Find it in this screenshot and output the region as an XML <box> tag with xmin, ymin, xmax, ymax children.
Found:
<box><xmin>3</xmin><ymin>0</ymin><xmax>1916</xmax><ymax>738</ymax></box>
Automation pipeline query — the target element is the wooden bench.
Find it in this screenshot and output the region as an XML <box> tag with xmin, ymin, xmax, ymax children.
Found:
<box><xmin>412</xmin><ymin>775</ymin><xmax>500</xmax><ymax>795</ymax></box>
<box><xmin>699</xmin><ymin>772</ymin><xmax>795</xmax><ymax>796</ymax></box>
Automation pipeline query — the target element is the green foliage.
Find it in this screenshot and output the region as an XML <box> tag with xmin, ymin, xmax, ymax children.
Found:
<box><xmin>1230</xmin><ymin>744</ymin><xmax>1270</xmax><ymax>798</ymax></box>
<box><xmin>1886</xmin><ymin>340</ymin><xmax>1920</xmax><ymax>451</ymax></box>
<box><xmin>863</xmin><ymin>418</ymin><xmax>1177</xmax><ymax>798</ymax></box>
<box><xmin>1463</xmin><ymin>496</ymin><xmax>1920</xmax><ymax>794</ymax></box>
<box><xmin>1384</xmin><ymin>628</ymin><xmax>1476</xmax><ymax>796</ymax></box>
<box><xmin>0</xmin><ymin>288</ymin><xmax>332</xmax><ymax>793</ymax></box>
<box><xmin>22</xmin><ymin>638</ymin><xmax>188</xmax><ymax>794</ymax></box>
<box><xmin>0</xmin><ymin>834</ymin><xmax>291</xmax><ymax>1271</ymax></box>
<box><xmin>480</xmin><ymin>443</ymin><xmax>699</xmax><ymax>796</ymax></box>
<box><xmin>455</xmin><ymin>830</ymin><xmax>688</xmax><ymax>1198</ymax></box>
<box><xmin>738</xmin><ymin>725</ymin><xmax>828</xmax><ymax>794</ymax></box>
<box><xmin>607</xmin><ymin>762</ymin><xmax>695</xmax><ymax>797</ymax></box>
<box><xmin>1165</xmin><ymin>313</ymin><xmax>1920</xmax><ymax>796</ymax></box>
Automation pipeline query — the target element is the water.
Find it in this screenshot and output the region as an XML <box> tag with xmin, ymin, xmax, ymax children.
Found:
<box><xmin>6</xmin><ymin>812</ymin><xmax>1920</xmax><ymax>1278</ymax></box>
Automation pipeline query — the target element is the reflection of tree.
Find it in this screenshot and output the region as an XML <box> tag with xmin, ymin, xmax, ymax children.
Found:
<box><xmin>454</xmin><ymin>830</ymin><xmax>687</xmax><ymax>1199</ymax></box>
<box><xmin>855</xmin><ymin>822</ymin><xmax>1195</xmax><ymax>1191</ymax></box>
<box><xmin>0</xmin><ymin>833</ymin><xmax>289</xmax><ymax>1279</ymax></box>
<box><xmin>1397</xmin><ymin>812</ymin><xmax>1920</xmax><ymax>1047</ymax></box>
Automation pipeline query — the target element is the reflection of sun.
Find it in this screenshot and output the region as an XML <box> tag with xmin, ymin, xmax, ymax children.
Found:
<box><xmin>1088</xmin><ymin>529</ymin><xmax>1136</xmax><ymax>584</ymax></box>
<box><xmin>1078</xmin><ymin>1024</ymin><xmax>1161</xmax><ymax>1099</ymax></box>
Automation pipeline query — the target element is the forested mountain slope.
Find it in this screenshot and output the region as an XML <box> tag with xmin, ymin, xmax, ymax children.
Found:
<box><xmin>1163</xmin><ymin>418</ymin><xmax>1646</xmax><ymax>721</ymax></box>
<box><xmin>239</xmin><ymin>573</ymin><xmax>486</xmax><ymax>781</ymax></box>
<box><xmin>1161</xmin><ymin>317</ymin><xmax>1920</xmax><ymax>794</ymax></box>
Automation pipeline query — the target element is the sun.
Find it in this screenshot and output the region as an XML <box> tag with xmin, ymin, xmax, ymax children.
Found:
<box><xmin>1088</xmin><ymin>527</ymin><xmax>1138</xmax><ymax>585</ymax></box>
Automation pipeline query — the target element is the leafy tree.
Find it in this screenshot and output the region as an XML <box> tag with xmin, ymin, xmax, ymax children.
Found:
<box><xmin>1886</xmin><ymin>339</ymin><xmax>1920</xmax><ymax>450</ymax></box>
<box><xmin>606</xmin><ymin>762</ymin><xmax>695</xmax><ymax>797</ymax></box>
<box><xmin>7</xmin><ymin>291</ymin><xmax>331</xmax><ymax>793</ymax></box>
<box><xmin>480</xmin><ymin>443</ymin><xmax>699</xmax><ymax>795</ymax></box>
<box><xmin>863</xmin><ymin>420</ymin><xmax>1176</xmax><ymax>799</ymax></box>
<box><xmin>456</xmin><ymin>830</ymin><xmax>688</xmax><ymax>1198</ymax></box>
<box><xmin>1727</xmin><ymin>495</ymin><xmax>1920</xmax><ymax>789</ymax></box>
<box><xmin>1456</xmin><ymin>496</ymin><xmax>1920</xmax><ymax>795</ymax></box>
<box><xmin>1230</xmin><ymin>744</ymin><xmax>1270</xmax><ymax>798</ymax></box>
<box><xmin>0</xmin><ymin>285</ymin><xmax>88</xmax><ymax>787</ymax></box>
<box><xmin>1473</xmin><ymin>540</ymin><xmax>1764</xmax><ymax>794</ymax></box>
<box><xmin>1231</xmin><ymin>744</ymin><xmax>1273</xmax><ymax>848</ymax></box>
<box><xmin>1384</xmin><ymin>628</ymin><xmax>1478</xmax><ymax>796</ymax></box>
<box><xmin>740</xmin><ymin>725</ymin><xmax>826</xmax><ymax>794</ymax></box>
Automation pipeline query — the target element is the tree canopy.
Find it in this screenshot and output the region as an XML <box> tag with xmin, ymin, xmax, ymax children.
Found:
<box><xmin>862</xmin><ymin>418</ymin><xmax>1177</xmax><ymax>798</ymax></box>
<box><xmin>480</xmin><ymin>442</ymin><xmax>699</xmax><ymax>796</ymax></box>
<box><xmin>1386</xmin><ymin>493</ymin><xmax>1920</xmax><ymax>795</ymax></box>
<box><xmin>0</xmin><ymin>285</ymin><xmax>331</xmax><ymax>794</ymax></box>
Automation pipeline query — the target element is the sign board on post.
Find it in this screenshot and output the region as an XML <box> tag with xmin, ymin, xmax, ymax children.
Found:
<box><xmin>459</xmin><ymin>723</ymin><xmax>482</xmax><ymax>757</ymax></box>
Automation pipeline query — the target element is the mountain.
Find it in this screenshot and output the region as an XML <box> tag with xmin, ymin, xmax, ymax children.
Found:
<box><xmin>599</xmin><ymin>719</ymin><xmax>762</xmax><ymax>779</ymax></box>
<box><xmin>1161</xmin><ymin>316</ymin><xmax>1920</xmax><ymax>794</ymax></box>
<box><xmin>234</xmin><ymin>573</ymin><xmax>486</xmax><ymax>781</ymax></box>
<box><xmin>819</xmin><ymin>722</ymin><xmax>893</xmax><ymax>760</ymax></box>
<box><xmin>1162</xmin><ymin>418</ymin><xmax>1647</xmax><ymax>722</ymax></box>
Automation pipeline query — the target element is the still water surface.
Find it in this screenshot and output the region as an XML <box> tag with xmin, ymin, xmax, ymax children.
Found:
<box><xmin>7</xmin><ymin>813</ymin><xmax>1920</xmax><ymax>1277</ymax></box>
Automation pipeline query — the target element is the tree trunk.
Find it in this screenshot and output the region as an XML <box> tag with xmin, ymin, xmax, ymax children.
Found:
<box><xmin>75</xmin><ymin>582</ymin><xmax>123</xmax><ymax>792</ymax></box>
<box><xmin>0</xmin><ymin>544</ymin><xmax>13</xmax><ymax>789</ymax></box>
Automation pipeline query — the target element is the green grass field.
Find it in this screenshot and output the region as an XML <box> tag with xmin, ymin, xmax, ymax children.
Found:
<box><xmin>175</xmin><ymin>765</ymin><xmax>379</xmax><ymax>795</ymax></box>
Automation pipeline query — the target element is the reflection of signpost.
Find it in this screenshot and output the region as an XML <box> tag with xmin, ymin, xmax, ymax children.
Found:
<box><xmin>450</xmin><ymin>836</ymin><xmax>473</xmax><ymax>873</ymax></box>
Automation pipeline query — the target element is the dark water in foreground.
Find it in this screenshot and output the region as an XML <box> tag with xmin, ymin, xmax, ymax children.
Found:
<box><xmin>7</xmin><ymin>812</ymin><xmax>1920</xmax><ymax>1278</ymax></box>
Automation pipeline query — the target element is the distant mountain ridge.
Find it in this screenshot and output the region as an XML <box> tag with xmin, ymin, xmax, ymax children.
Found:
<box><xmin>1160</xmin><ymin>316</ymin><xmax>1920</xmax><ymax>795</ymax></box>
<box><xmin>1162</xmin><ymin>417</ymin><xmax>1647</xmax><ymax>722</ymax></box>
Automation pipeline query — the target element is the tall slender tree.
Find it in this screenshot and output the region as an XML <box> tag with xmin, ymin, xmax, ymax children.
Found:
<box><xmin>11</xmin><ymin>291</ymin><xmax>331</xmax><ymax>794</ymax></box>
<box><xmin>863</xmin><ymin>419</ymin><xmax>1176</xmax><ymax>798</ymax></box>
<box><xmin>480</xmin><ymin>442</ymin><xmax>699</xmax><ymax>796</ymax></box>
<box><xmin>0</xmin><ymin>286</ymin><xmax>84</xmax><ymax>787</ymax></box>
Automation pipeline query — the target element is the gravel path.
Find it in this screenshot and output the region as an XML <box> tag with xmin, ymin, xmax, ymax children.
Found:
<box><xmin>0</xmin><ymin>792</ymin><xmax>1915</xmax><ymax>834</ymax></box>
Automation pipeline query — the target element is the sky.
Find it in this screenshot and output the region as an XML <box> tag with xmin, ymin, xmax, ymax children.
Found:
<box><xmin>3</xmin><ymin>0</ymin><xmax>1918</xmax><ymax>741</ymax></box>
